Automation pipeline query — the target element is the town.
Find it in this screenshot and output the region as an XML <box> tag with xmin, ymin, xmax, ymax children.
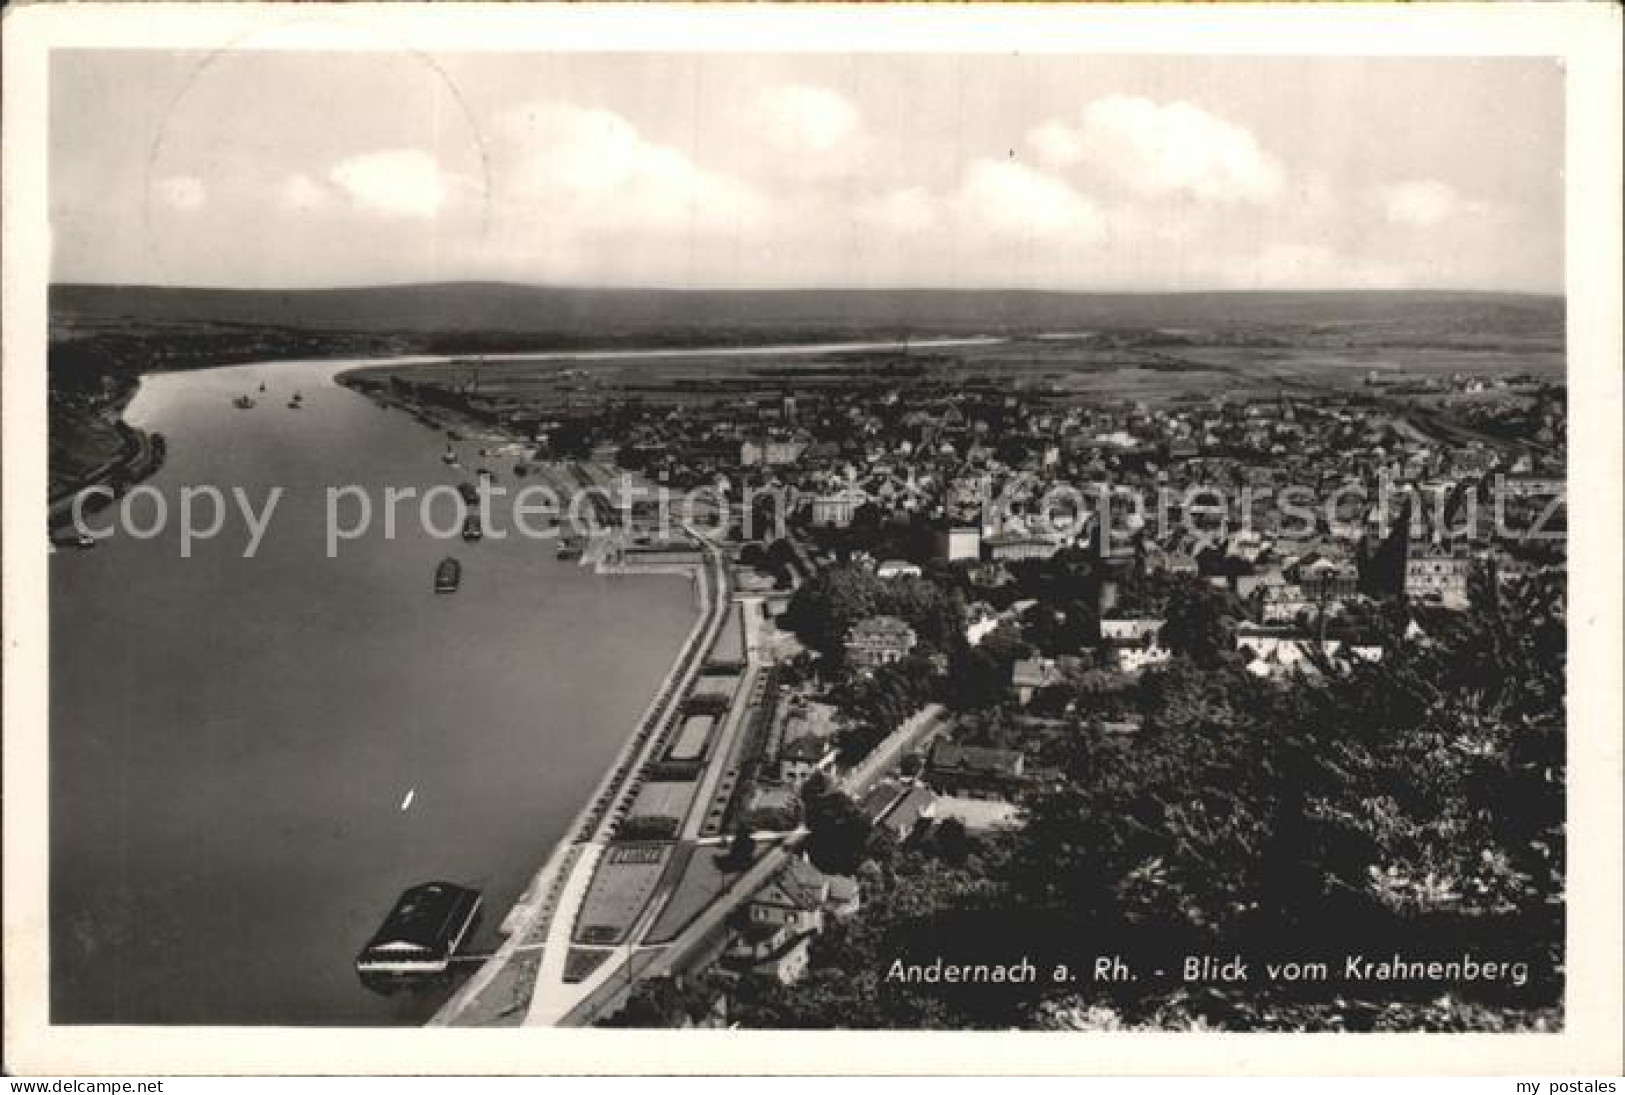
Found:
<box><xmin>346</xmin><ymin>330</ymin><xmax>1567</xmax><ymax>1032</ymax></box>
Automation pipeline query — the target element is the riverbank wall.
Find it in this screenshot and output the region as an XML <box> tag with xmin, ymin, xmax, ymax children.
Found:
<box><xmin>432</xmin><ymin>536</ymin><xmax>723</xmax><ymax>1026</ymax></box>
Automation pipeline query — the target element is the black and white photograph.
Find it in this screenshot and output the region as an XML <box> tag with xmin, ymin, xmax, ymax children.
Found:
<box><xmin>3</xmin><ymin>1</ymin><xmax>1620</xmax><ymax>1077</ymax></box>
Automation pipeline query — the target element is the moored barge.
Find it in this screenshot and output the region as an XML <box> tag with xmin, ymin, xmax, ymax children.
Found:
<box><xmin>355</xmin><ymin>881</ymin><xmax>483</xmax><ymax>994</ymax></box>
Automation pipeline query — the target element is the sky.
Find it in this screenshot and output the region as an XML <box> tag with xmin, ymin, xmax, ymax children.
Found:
<box><xmin>49</xmin><ymin>51</ymin><xmax>1564</xmax><ymax>292</ymax></box>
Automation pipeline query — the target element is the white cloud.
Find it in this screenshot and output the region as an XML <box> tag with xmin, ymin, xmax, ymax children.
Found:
<box><xmin>278</xmin><ymin>173</ymin><xmax>330</xmax><ymax>212</ymax></box>
<box><xmin>956</xmin><ymin>159</ymin><xmax>1103</xmax><ymax>241</ymax></box>
<box><xmin>328</xmin><ymin>150</ymin><xmax>448</xmax><ymax>218</ymax></box>
<box><xmin>1028</xmin><ymin>120</ymin><xmax>1087</xmax><ymax>169</ymax></box>
<box><xmin>857</xmin><ymin>187</ymin><xmax>938</xmax><ymax>235</ymax></box>
<box><xmin>1379</xmin><ymin>179</ymin><xmax>1489</xmax><ymax>227</ymax></box>
<box><xmin>156</xmin><ymin>174</ymin><xmax>206</xmax><ymax>211</ymax></box>
<box><xmin>495</xmin><ymin>103</ymin><xmax>769</xmax><ymax>236</ymax></box>
<box><xmin>755</xmin><ymin>84</ymin><xmax>861</xmax><ymax>155</ymax></box>
<box><xmin>1030</xmin><ymin>95</ymin><xmax>1285</xmax><ymax>204</ymax></box>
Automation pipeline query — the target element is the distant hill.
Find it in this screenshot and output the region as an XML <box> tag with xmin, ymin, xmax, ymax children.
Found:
<box><xmin>45</xmin><ymin>281</ymin><xmax>1564</xmax><ymax>504</ymax></box>
<box><xmin>51</xmin><ymin>282</ymin><xmax>1563</xmax><ymax>344</ymax></box>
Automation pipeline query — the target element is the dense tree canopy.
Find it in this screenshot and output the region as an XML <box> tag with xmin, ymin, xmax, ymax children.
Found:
<box><xmin>782</xmin><ymin>565</ymin><xmax>964</xmax><ymax>663</ymax></box>
<box><xmin>803</xmin><ymin>787</ymin><xmax>875</xmax><ymax>876</ymax></box>
<box><xmin>712</xmin><ymin>572</ymin><xmax>1565</xmax><ymax>1031</ymax></box>
<box><xmin>1007</xmin><ymin>571</ymin><xmax>1565</xmax><ymax>1026</ymax></box>
<box><xmin>1158</xmin><ymin>581</ymin><xmax>1240</xmax><ymax>668</ymax></box>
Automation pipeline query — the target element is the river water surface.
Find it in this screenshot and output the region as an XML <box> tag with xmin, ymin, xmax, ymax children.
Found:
<box><xmin>49</xmin><ymin>358</ymin><xmax>698</xmax><ymax>1024</ymax></box>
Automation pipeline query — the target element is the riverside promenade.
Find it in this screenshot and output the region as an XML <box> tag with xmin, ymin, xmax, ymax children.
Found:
<box><xmin>551</xmin><ymin>701</ymin><xmax>953</xmax><ymax>1027</ymax></box>
<box><xmin>433</xmin><ymin>522</ymin><xmax>728</xmax><ymax>1027</ymax></box>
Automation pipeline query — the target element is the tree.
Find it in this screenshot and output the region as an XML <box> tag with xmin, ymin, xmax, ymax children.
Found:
<box><xmin>800</xmin><ymin>770</ymin><xmax>832</xmax><ymax>803</ymax></box>
<box><xmin>723</xmin><ymin>827</ymin><xmax>756</xmax><ymax>872</ymax></box>
<box><xmin>934</xmin><ymin>817</ymin><xmax>972</xmax><ymax>866</ymax></box>
<box><xmin>782</xmin><ymin>565</ymin><xmax>965</xmax><ymax>664</ymax></box>
<box><xmin>782</xmin><ymin>566</ymin><xmax>883</xmax><ymax>660</ymax></box>
<box><xmin>978</xmin><ymin>621</ymin><xmax>1033</xmax><ymax>665</ymax></box>
<box><xmin>1159</xmin><ymin>582</ymin><xmax>1236</xmax><ymax>668</ymax></box>
<box><xmin>1025</xmin><ymin>597</ymin><xmax>1101</xmax><ymax>655</ymax></box>
<box><xmin>804</xmin><ymin>788</ymin><xmax>873</xmax><ymax>875</ymax></box>
<box><xmin>1003</xmin><ymin>570</ymin><xmax>1567</xmax><ymax>1027</ymax></box>
<box><xmin>601</xmin><ymin>975</ymin><xmax>713</xmax><ymax>1028</ymax></box>
<box><xmin>764</xmin><ymin>537</ymin><xmax>800</xmax><ymax>579</ymax></box>
<box><xmin>945</xmin><ymin>646</ymin><xmax>1007</xmax><ymax>711</ymax></box>
<box><xmin>1137</xmin><ymin>659</ymin><xmax>1254</xmax><ymax>734</ymax></box>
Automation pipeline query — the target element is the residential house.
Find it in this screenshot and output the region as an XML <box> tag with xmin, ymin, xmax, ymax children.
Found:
<box><xmin>985</xmin><ymin>533</ymin><xmax>1064</xmax><ymax>562</ymax></box>
<box><xmin>876</xmin><ymin>559</ymin><xmax>923</xmax><ymax>580</ymax></box>
<box><xmin>924</xmin><ymin>742</ymin><xmax>1030</xmax><ymax>800</ymax></box>
<box><xmin>777</xmin><ymin>734</ymin><xmax>839</xmax><ymax>787</ymax></box>
<box><xmin>723</xmin><ymin>858</ymin><xmax>859</xmax><ymax>984</ymax></box>
<box><xmin>1011</xmin><ymin>656</ymin><xmax>1061</xmax><ymax>705</ymax></box>
<box><xmin>809</xmin><ymin>488</ymin><xmax>868</xmax><ymax>528</ymax></box>
<box><xmin>1234</xmin><ymin>624</ymin><xmax>1384</xmax><ymax>678</ymax></box>
<box><xmin>859</xmin><ymin>779</ymin><xmax>939</xmax><ymax>841</ymax></box>
<box><xmin>741</xmin><ymin>437</ymin><xmax>808</xmax><ymax>467</ymax></box>
<box><xmin>1404</xmin><ymin>544</ymin><xmax>1473</xmax><ymax>609</ymax></box>
<box><xmin>1113</xmin><ymin>635</ymin><xmax>1173</xmax><ymax>673</ymax></box>
<box><xmin>1099</xmin><ymin>618</ymin><xmax>1163</xmax><ymax>643</ymax></box>
<box><xmin>844</xmin><ymin>615</ymin><xmax>918</xmax><ymax>669</ymax></box>
<box><xmin>934</xmin><ymin>524</ymin><xmax>982</xmax><ymax>563</ymax></box>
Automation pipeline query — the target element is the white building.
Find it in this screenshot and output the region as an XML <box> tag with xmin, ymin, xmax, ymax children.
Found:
<box><xmin>1099</xmin><ymin>618</ymin><xmax>1163</xmax><ymax>642</ymax></box>
<box><xmin>1114</xmin><ymin>640</ymin><xmax>1173</xmax><ymax>674</ymax></box>
<box><xmin>1405</xmin><ymin>545</ymin><xmax>1472</xmax><ymax>609</ymax></box>
<box><xmin>935</xmin><ymin>525</ymin><xmax>982</xmax><ymax>563</ymax></box>
<box><xmin>809</xmin><ymin>488</ymin><xmax>867</xmax><ymax>528</ymax></box>
<box><xmin>844</xmin><ymin>615</ymin><xmax>918</xmax><ymax>669</ymax></box>
<box><xmin>876</xmin><ymin>559</ymin><xmax>923</xmax><ymax>580</ymax></box>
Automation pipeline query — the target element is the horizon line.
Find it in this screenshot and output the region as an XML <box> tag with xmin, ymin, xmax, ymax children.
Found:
<box><xmin>49</xmin><ymin>279</ymin><xmax>1566</xmax><ymax>299</ymax></box>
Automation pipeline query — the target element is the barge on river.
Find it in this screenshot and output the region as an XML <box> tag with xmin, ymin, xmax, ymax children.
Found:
<box><xmin>355</xmin><ymin>881</ymin><xmax>483</xmax><ymax>994</ymax></box>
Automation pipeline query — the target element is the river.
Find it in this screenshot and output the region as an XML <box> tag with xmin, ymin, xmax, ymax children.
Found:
<box><xmin>48</xmin><ymin>357</ymin><xmax>699</xmax><ymax>1024</ymax></box>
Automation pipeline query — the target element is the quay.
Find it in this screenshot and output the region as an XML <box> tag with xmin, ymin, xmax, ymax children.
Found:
<box><xmin>433</xmin><ymin>518</ymin><xmax>730</xmax><ymax>1026</ymax></box>
<box><xmin>434</xmin><ymin>502</ymin><xmax>949</xmax><ymax>1026</ymax></box>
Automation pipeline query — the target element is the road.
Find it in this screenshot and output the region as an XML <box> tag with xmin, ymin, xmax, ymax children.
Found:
<box><xmin>552</xmin><ymin>703</ymin><xmax>952</xmax><ymax>1027</ymax></box>
<box><xmin>840</xmin><ymin>703</ymin><xmax>950</xmax><ymax>796</ymax></box>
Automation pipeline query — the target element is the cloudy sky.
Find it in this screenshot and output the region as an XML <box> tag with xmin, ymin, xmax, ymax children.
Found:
<box><xmin>50</xmin><ymin>52</ymin><xmax>1563</xmax><ymax>292</ymax></box>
